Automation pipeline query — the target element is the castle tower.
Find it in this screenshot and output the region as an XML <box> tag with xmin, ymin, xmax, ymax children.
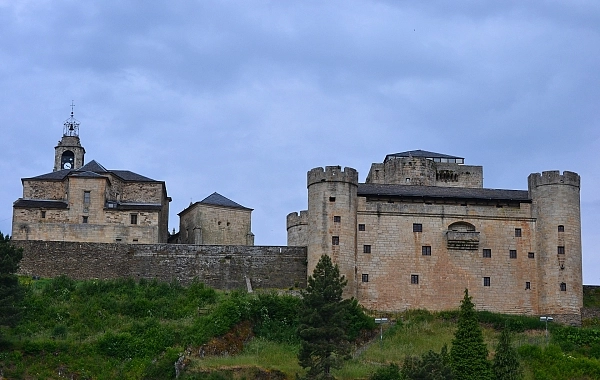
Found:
<box><xmin>529</xmin><ymin>171</ymin><xmax>582</xmax><ymax>322</ymax></box>
<box><xmin>287</xmin><ymin>210</ymin><xmax>308</xmax><ymax>246</ymax></box>
<box><xmin>307</xmin><ymin>166</ymin><xmax>359</xmax><ymax>297</ymax></box>
<box><xmin>54</xmin><ymin>104</ymin><xmax>85</xmax><ymax>171</ymax></box>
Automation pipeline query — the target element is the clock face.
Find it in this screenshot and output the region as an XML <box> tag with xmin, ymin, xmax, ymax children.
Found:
<box><xmin>63</xmin><ymin>162</ymin><xmax>72</xmax><ymax>169</ymax></box>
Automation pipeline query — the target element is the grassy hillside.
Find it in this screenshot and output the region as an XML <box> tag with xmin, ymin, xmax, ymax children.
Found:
<box><xmin>1</xmin><ymin>277</ymin><xmax>600</xmax><ymax>379</ymax></box>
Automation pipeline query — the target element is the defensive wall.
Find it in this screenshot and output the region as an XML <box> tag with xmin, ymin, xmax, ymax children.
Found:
<box><xmin>14</xmin><ymin>241</ymin><xmax>307</xmax><ymax>290</ymax></box>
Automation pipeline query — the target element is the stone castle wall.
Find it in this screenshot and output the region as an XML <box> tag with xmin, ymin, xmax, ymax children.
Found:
<box><xmin>179</xmin><ymin>204</ymin><xmax>253</xmax><ymax>245</ymax></box>
<box><xmin>14</xmin><ymin>240</ymin><xmax>307</xmax><ymax>290</ymax></box>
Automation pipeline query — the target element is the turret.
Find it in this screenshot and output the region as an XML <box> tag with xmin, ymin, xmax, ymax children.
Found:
<box><xmin>529</xmin><ymin>170</ymin><xmax>582</xmax><ymax>321</ymax></box>
<box><xmin>307</xmin><ymin>166</ymin><xmax>359</xmax><ymax>297</ymax></box>
<box><xmin>54</xmin><ymin>104</ymin><xmax>85</xmax><ymax>171</ymax></box>
<box><xmin>287</xmin><ymin>210</ymin><xmax>308</xmax><ymax>246</ymax></box>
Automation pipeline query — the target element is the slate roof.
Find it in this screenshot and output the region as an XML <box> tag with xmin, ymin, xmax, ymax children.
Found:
<box><xmin>13</xmin><ymin>199</ymin><xmax>68</xmax><ymax>209</ymax></box>
<box><xmin>358</xmin><ymin>183</ymin><xmax>531</xmax><ymax>202</ymax></box>
<box><xmin>385</xmin><ymin>150</ymin><xmax>464</xmax><ymax>161</ymax></box>
<box><xmin>22</xmin><ymin>159</ymin><xmax>158</xmax><ymax>182</ymax></box>
<box><xmin>178</xmin><ymin>192</ymin><xmax>252</xmax><ymax>216</ymax></box>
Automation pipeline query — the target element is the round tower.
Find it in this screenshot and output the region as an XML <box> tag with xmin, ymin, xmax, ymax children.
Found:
<box><xmin>528</xmin><ymin>170</ymin><xmax>582</xmax><ymax>323</ymax></box>
<box><xmin>307</xmin><ymin>166</ymin><xmax>359</xmax><ymax>296</ymax></box>
<box><xmin>287</xmin><ymin>210</ymin><xmax>308</xmax><ymax>246</ymax></box>
<box><xmin>54</xmin><ymin>105</ymin><xmax>85</xmax><ymax>171</ymax></box>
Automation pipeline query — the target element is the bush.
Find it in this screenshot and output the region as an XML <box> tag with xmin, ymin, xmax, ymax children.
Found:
<box><xmin>370</xmin><ymin>363</ymin><xmax>401</xmax><ymax>380</ymax></box>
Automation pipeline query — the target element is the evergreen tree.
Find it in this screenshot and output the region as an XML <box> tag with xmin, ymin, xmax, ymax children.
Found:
<box><xmin>0</xmin><ymin>233</ymin><xmax>24</xmax><ymax>337</ymax></box>
<box><xmin>297</xmin><ymin>255</ymin><xmax>351</xmax><ymax>379</ymax></box>
<box><xmin>401</xmin><ymin>345</ymin><xmax>453</xmax><ymax>380</ymax></box>
<box><xmin>450</xmin><ymin>289</ymin><xmax>492</xmax><ymax>380</ymax></box>
<box><xmin>492</xmin><ymin>328</ymin><xmax>521</xmax><ymax>380</ymax></box>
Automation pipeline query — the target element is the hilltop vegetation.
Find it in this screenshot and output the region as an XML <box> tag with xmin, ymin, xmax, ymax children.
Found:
<box><xmin>0</xmin><ymin>274</ymin><xmax>599</xmax><ymax>379</ymax></box>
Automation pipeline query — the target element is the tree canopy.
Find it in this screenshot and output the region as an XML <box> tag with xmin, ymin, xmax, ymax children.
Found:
<box><xmin>0</xmin><ymin>232</ymin><xmax>25</xmax><ymax>333</ymax></box>
<box><xmin>492</xmin><ymin>328</ymin><xmax>522</xmax><ymax>380</ymax></box>
<box><xmin>450</xmin><ymin>289</ymin><xmax>492</xmax><ymax>380</ymax></box>
<box><xmin>297</xmin><ymin>254</ymin><xmax>351</xmax><ymax>379</ymax></box>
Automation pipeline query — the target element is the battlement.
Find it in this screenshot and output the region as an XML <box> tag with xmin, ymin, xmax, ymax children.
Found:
<box><xmin>528</xmin><ymin>170</ymin><xmax>580</xmax><ymax>189</ymax></box>
<box><xmin>307</xmin><ymin>166</ymin><xmax>359</xmax><ymax>187</ymax></box>
<box><xmin>287</xmin><ymin>210</ymin><xmax>308</xmax><ymax>230</ymax></box>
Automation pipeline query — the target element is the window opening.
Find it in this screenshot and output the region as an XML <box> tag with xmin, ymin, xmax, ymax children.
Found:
<box><xmin>362</xmin><ymin>274</ymin><xmax>369</xmax><ymax>282</ymax></box>
<box><xmin>558</xmin><ymin>225</ymin><xmax>565</xmax><ymax>232</ymax></box>
<box><xmin>358</xmin><ymin>224</ymin><xmax>365</xmax><ymax>231</ymax></box>
<box><xmin>332</xmin><ymin>236</ymin><xmax>339</xmax><ymax>246</ymax></box>
<box><xmin>515</xmin><ymin>228</ymin><xmax>522</xmax><ymax>237</ymax></box>
<box><xmin>334</xmin><ymin>216</ymin><xmax>341</xmax><ymax>223</ymax></box>
<box><xmin>411</xmin><ymin>274</ymin><xmax>419</xmax><ymax>284</ymax></box>
<box><xmin>558</xmin><ymin>246</ymin><xmax>565</xmax><ymax>255</ymax></box>
<box><xmin>82</xmin><ymin>216</ymin><xmax>88</xmax><ymax>224</ymax></box>
<box><xmin>83</xmin><ymin>191</ymin><xmax>91</xmax><ymax>204</ymax></box>
<box><xmin>483</xmin><ymin>277</ymin><xmax>491</xmax><ymax>287</ymax></box>
<box><xmin>526</xmin><ymin>282</ymin><xmax>531</xmax><ymax>290</ymax></box>
<box><xmin>560</xmin><ymin>282</ymin><xmax>567</xmax><ymax>291</ymax></box>
<box><xmin>509</xmin><ymin>250</ymin><xmax>517</xmax><ymax>259</ymax></box>
<box><xmin>130</xmin><ymin>214</ymin><xmax>138</xmax><ymax>225</ymax></box>
<box><xmin>363</xmin><ymin>245</ymin><xmax>371</xmax><ymax>253</ymax></box>
<box><xmin>483</xmin><ymin>249</ymin><xmax>491</xmax><ymax>258</ymax></box>
<box><xmin>329</xmin><ymin>196</ymin><xmax>336</xmax><ymax>202</ymax></box>
<box><xmin>422</xmin><ymin>246</ymin><xmax>431</xmax><ymax>256</ymax></box>
<box><xmin>528</xmin><ymin>252</ymin><xmax>535</xmax><ymax>259</ymax></box>
<box><xmin>413</xmin><ymin>223</ymin><xmax>423</xmax><ymax>232</ymax></box>
<box><xmin>41</xmin><ymin>210</ymin><xmax>46</xmax><ymax>218</ymax></box>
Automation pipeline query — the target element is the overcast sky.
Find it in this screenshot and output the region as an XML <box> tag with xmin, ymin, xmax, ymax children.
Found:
<box><xmin>1</xmin><ymin>1</ymin><xmax>599</xmax><ymax>283</ymax></box>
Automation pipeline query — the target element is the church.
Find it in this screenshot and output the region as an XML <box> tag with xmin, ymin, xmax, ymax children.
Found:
<box><xmin>12</xmin><ymin>110</ymin><xmax>171</xmax><ymax>244</ymax></box>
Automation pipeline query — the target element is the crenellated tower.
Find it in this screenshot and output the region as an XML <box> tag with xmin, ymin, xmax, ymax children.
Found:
<box><xmin>307</xmin><ymin>166</ymin><xmax>359</xmax><ymax>297</ymax></box>
<box><xmin>54</xmin><ymin>103</ymin><xmax>85</xmax><ymax>171</ymax></box>
<box><xmin>287</xmin><ymin>210</ymin><xmax>308</xmax><ymax>246</ymax></box>
<box><xmin>529</xmin><ymin>170</ymin><xmax>582</xmax><ymax>321</ymax></box>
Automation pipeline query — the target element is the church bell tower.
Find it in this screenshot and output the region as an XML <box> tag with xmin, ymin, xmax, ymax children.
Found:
<box><xmin>54</xmin><ymin>102</ymin><xmax>85</xmax><ymax>172</ymax></box>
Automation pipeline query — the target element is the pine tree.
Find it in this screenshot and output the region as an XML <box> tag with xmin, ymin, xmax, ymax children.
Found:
<box><xmin>450</xmin><ymin>289</ymin><xmax>492</xmax><ymax>380</ymax></box>
<box><xmin>297</xmin><ymin>255</ymin><xmax>351</xmax><ymax>379</ymax></box>
<box><xmin>0</xmin><ymin>232</ymin><xmax>25</xmax><ymax>337</ymax></box>
<box><xmin>492</xmin><ymin>328</ymin><xmax>521</xmax><ymax>380</ymax></box>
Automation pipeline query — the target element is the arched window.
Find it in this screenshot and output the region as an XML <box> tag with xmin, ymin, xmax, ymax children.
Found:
<box><xmin>448</xmin><ymin>222</ymin><xmax>476</xmax><ymax>232</ymax></box>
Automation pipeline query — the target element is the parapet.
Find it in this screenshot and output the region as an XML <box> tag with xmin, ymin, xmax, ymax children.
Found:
<box><xmin>287</xmin><ymin>210</ymin><xmax>308</xmax><ymax>230</ymax></box>
<box><xmin>528</xmin><ymin>170</ymin><xmax>580</xmax><ymax>189</ymax></box>
<box><xmin>307</xmin><ymin>166</ymin><xmax>359</xmax><ymax>187</ymax></box>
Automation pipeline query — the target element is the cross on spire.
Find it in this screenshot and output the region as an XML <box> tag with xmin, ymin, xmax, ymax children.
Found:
<box><xmin>70</xmin><ymin>100</ymin><xmax>75</xmax><ymax>117</ymax></box>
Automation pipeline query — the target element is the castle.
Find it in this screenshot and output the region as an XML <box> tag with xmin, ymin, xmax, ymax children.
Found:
<box><xmin>287</xmin><ymin>151</ymin><xmax>582</xmax><ymax>321</ymax></box>
<box><xmin>12</xmin><ymin>111</ymin><xmax>583</xmax><ymax>323</ymax></box>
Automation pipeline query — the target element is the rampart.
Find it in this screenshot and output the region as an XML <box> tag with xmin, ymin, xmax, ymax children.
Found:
<box><xmin>14</xmin><ymin>241</ymin><xmax>307</xmax><ymax>290</ymax></box>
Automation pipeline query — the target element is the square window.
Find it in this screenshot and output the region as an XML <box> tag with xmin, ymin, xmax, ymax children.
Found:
<box><xmin>558</xmin><ymin>246</ymin><xmax>565</xmax><ymax>255</ymax></box>
<box><xmin>82</xmin><ymin>216</ymin><xmax>88</xmax><ymax>224</ymax></box>
<box><xmin>413</xmin><ymin>223</ymin><xmax>423</xmax><ymax>232</ymax></box>
<box><xmin>358</xmin><ymin>224</ymin><xmax>365</xmax><ymax>231</ymax></box>
<box><xmin>526</xmin><ymin>281</ymin><xmax>531</xmax><ymax>290</ymax></box>
<box><xmin>131</xmin><ymin>214</ymin><xmax>138</xmax><ymax>225</ymax></box>
<box><xmin>558</xmin><ymin>225</ymin><xmax>565</xmax><ymax>232</ymax></box>
<box><xmin>422</xmin><ymin>246</ymin><xmax>432</xmax><ymax>256</ymax></box>
<box><xmin>332</xmin><ymin>236</ymin><xmax>339</xmax><ymax>246</ymax></box>
<box><xmin>483</xmin><ymin>249</ymin><xmax>491</xmax><ymax>258</ymax></box>
<box><xmin>528</xmin><ymin>252</ymin><xmax>535</xmax><ymax>259</ymax></box>
<box><xmin>362</xmin><ymin>274</ymin><xmax>369</xmax><ymax>283</ymax></box>
<box><xmin>509</xmin><ymin>250</ymin><xmax>517</xmax><ymax>259</ymax></box>
<box><xmin>363</xmin><ymin>245</ymin><xmax>371</xmax><ymax>253</ymax></box>
<box><xmin>333</xmin><ymin>216</ymin><xmax>341</xmax><ymax>223</ymax></box>
<box><xmin>560</xmin><ymin>282</ymin><xmax>567</xmax><ymax>292</ymax></box>
<box><xmin>515</xmin><ymin>228</ymin><xmax>522</xmax><ymax>237</ymax></box>
<box><xmin>83</xmin><ymin>191</ymin><xmax>91</xmax><ymax>204</ymax></box>
<box><xmin>411</xmin><ymin>274</ymin><xmax>419</xmax><ymax>284</ymax></box>
<box><xmin>329</xmin><ymin>196</ymin><xmax>336</xmax><ymax>202</ymax></box>
<box><xmin>483</xmin><ymin>277</ymin><xmax>491</xmax><ymax>287</ymax></box>
<box><xmin>41</xmin><ymin>210</ymin><xmax>46</xmax><ymax>218</ymax></box>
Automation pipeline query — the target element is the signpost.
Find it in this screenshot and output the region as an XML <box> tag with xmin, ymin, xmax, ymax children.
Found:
<box><xmin>374</xmin><ymin>318</ymin><xmax>389</xmax><ymax>348</ymax></box>
<box><xmin>540</xmin><ymin>316</ymin><xmax>554</xmax><ymax>344</ymax></box>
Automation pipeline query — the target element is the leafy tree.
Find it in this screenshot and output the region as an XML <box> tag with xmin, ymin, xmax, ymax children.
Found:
<box><xmin>297</xmin><ymin>255</ymin><xmax>351</xmax><ymax>379</ymax></box>
<box><xmin>450</xmin><ymin>289</ymin><xmax>492</xmax><ymax>380</ymax></box>
<box><xmin>492</xmin><ymin>328</ymin><xmax>521</xmax><ymax>380</ymax></box>
<box><xmin>0</xmin><ymin>232</ymin><xmax>25</xmax><ymax>336</ymax></box>
<box><xmin>401</xmin><ymin>345</ymin><xmax>453</xmax><ymax>380</ymax></box>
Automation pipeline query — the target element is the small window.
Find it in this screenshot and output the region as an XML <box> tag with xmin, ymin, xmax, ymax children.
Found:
<box><xmin>422</xmin><ymin>246</ymin><xmax>431</xmax><ymax>256</ymax></box>
<box><xmin>558</xmin><ymin>246</ymin><xmax>565</xmax><ymax>255</ymax></box>
<box><xmin>115</xmin><ymin>238</ymin><xmax>122</xmax><ymax>242</ymax></box>
<box><xmin>133</xmin><ymin>239</ymin><xmax>138</xmax><ymax>242</ymax></box>
<box><xmin>227</xmin><ymin>222</ymin><xmax>230</xmax><ymax>226</ymax></box>
<box><xmin>509</xmin><ymin>250</ymin><xmax>517</xmax><ymax>259</ymax></box>
<box><xmin>526</xmin><ymin>281</ymin><xmax>531</xmax><ymax>290</ymax></box>
<box><xmin>558</xmin><ymin>225</ymin><xmax>565</xmax><ymax>232</ymax></box>
<box><xmin>411</xmin><ymin>274</ymin><xmax>419</xmax><ymax>284</ymax></box>
<box><xmin>363</xmin><ymin>245</ymin><xmax>371</xmax><ymax>253</ymax></box>
<box><xmin>413</xmin><ymin>223</ymin><xmax>423</xmax><ymax>232</ymax></box>
<box><xmin>82</xmin><ymin>216</ymin><xmax>88</xmax><ymax>224</ymax></box>
<box><xmin>362</xmin><ymin>274</ymin><xmax>369</xmax><ymax>282</ymax></box>
<box><xmin>406</xmin><ymin>178</ymin><xmax>411</xmax><ymax>183</ymax></box>
<box><xmin>329</xmin><ymin>196</ymin><xmax>336</xmax><ymax>202</ymax></box>
<box><xmin>332</xmin><ymin>236</ymin><xmax>339</xmax><ymax>246</ymax></box>
<box><xmin>333</xmin><ymin>216</ymin><xmax>341</xmax><ymax>223</ymax></box>
<box><xmin>358</xmin><ymin>224</ymin><xmax>365</xmax><ymax>231</ymax></box>
<box><xmin>483</xmin><ymin>249</ymin><xmax>491</xmax><ymax>258</ymax></box>
<box><xmin>41</xmin><ymin>210</ymin><xmax>46</xmax><ymax>218</ymax></box>
<box><xmin>483</xmin><ymin>277</ymin><xmax>491</xmax><ymax>287</ymax></box>
<box><xmin>130</xmin><ymin>214</ymin><xmax>138</xmax><ymax>225</ymax></box>
<box><xmin>83</xmin><ymin>191</ymin><xmax>91</xmax><ymax>204</ymax></box>
<box><xmin>528</xmin><ymin>252</ymin><xmax>535</xmax><ymax>259</ymax></box>
<box><xmin>515</xmin><ymin>228</ymin><xmax>522</xmax><ymax>237</ymax></box>
<box><xmin>560</xmin><ymin>282</ymin><xmax>567</xmax><ymax>292</ymax></box>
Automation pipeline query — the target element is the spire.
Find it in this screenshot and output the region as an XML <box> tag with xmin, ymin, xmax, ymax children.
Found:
<box><xmin>63</xmin><ymin>100</ymin><xmax>80</xmax><ymax>137</ymax></box>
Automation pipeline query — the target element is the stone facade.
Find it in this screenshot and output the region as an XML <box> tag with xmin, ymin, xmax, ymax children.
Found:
<box><xmin>12</xmin><ymin>114</ymin><xmax>171</xmax><ymax>244</ymax></box>
<box><xmin>288</xmin><ymin>150</ymin><xmax>583</xmax><ymax>323</ymax></box>
<box><xmin>14</xmin><ymin>240</ymin><xmax>306</xmax><ymax>290</ymax></box>
<box><xmin>178</xmin><ymin>193</ymin><xmax>254</xmax><ymax>245</ymax></box>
